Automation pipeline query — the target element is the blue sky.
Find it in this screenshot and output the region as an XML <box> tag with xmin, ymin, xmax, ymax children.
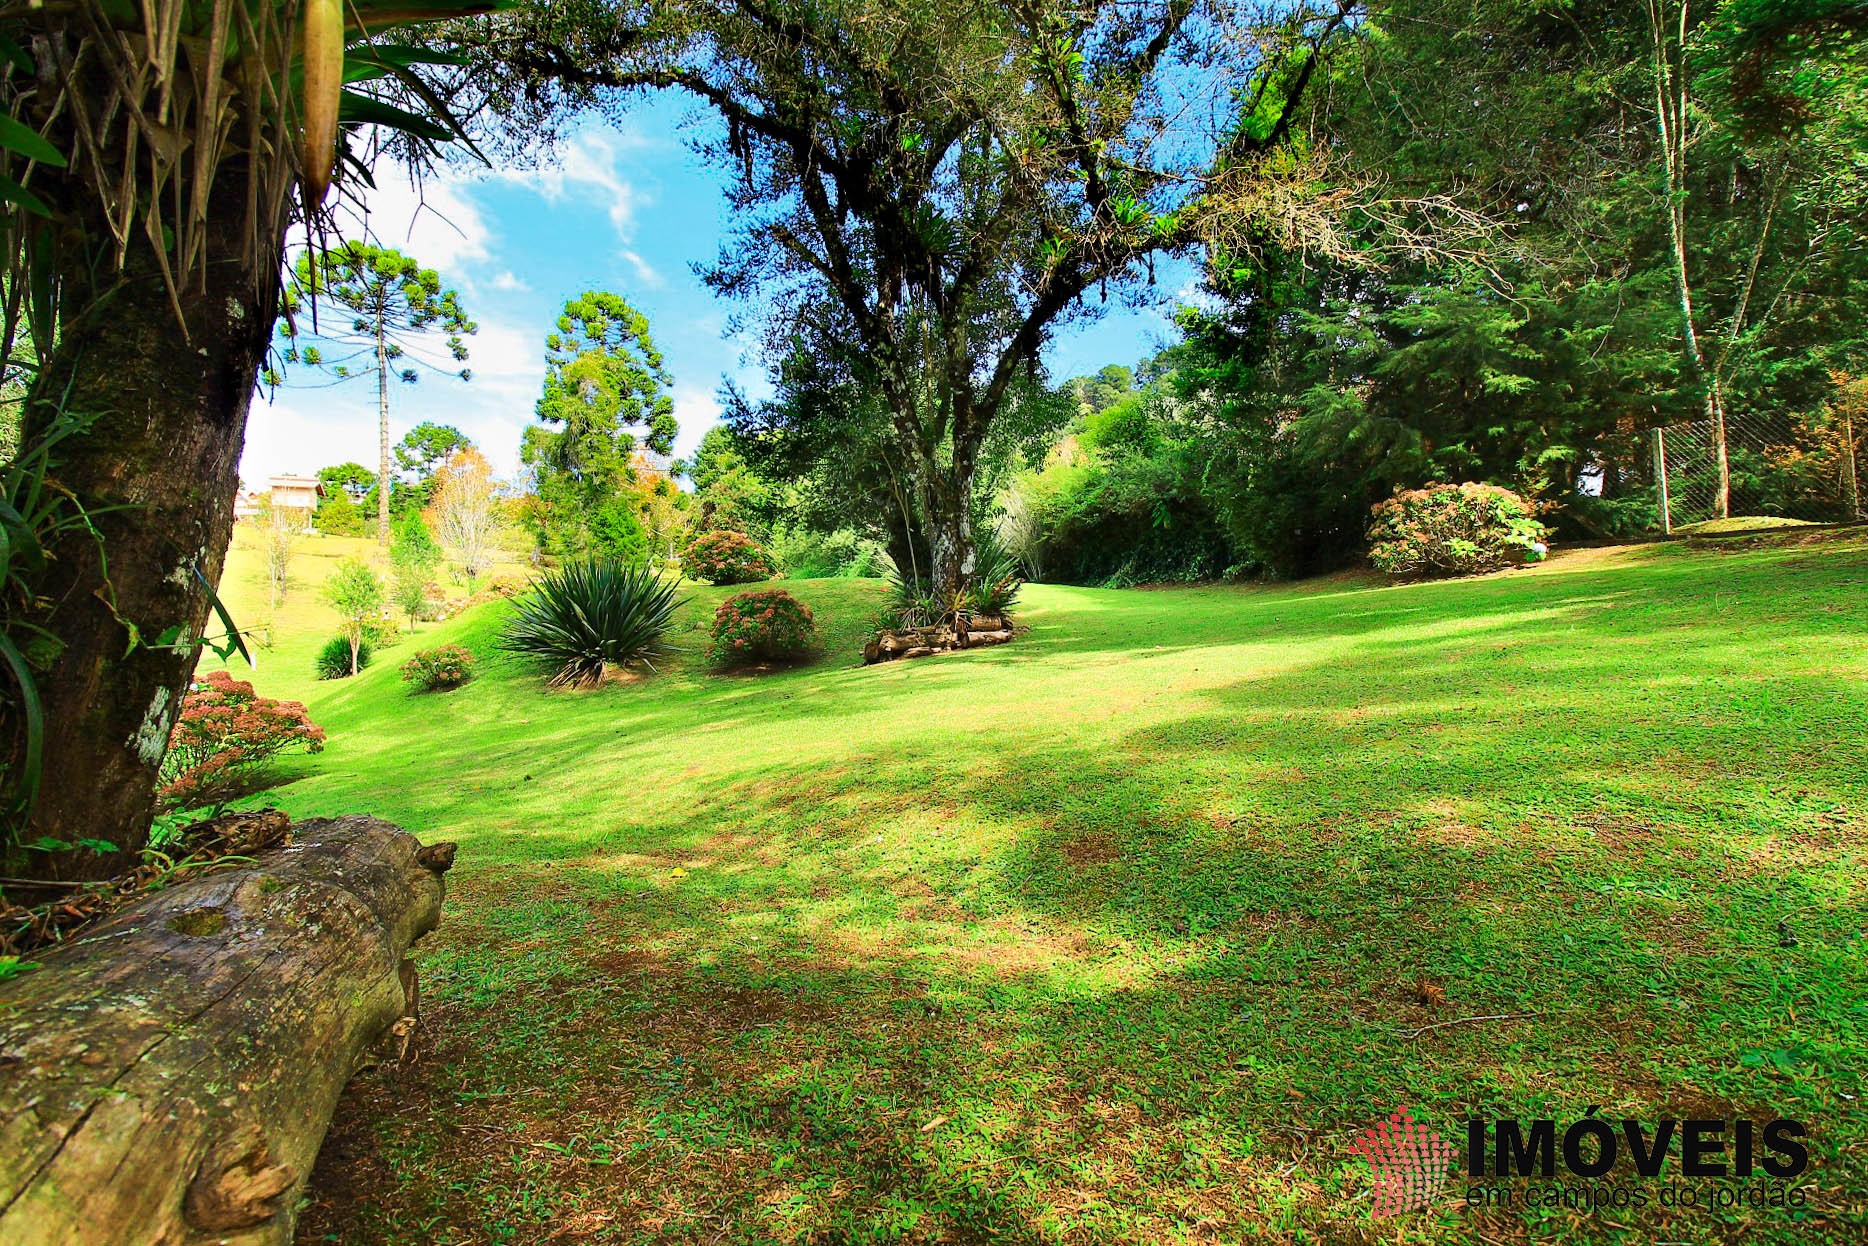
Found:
<box><xmin>241</xmin><ymin>94</ymin><xmax>1193</xmax><ymax>486</ymax></box>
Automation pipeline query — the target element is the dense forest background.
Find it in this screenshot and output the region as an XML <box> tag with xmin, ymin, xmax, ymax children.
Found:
<box><xmin>685</xmin><ymin>0</ymin><xmax>1868</xmax><ymax>584</ymax></box>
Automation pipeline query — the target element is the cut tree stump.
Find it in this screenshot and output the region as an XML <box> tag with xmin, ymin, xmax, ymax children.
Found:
<box><xmin>0</xmin><ymin>815</ymin><xmax>454</xmax><ymax>1246</ymax></box>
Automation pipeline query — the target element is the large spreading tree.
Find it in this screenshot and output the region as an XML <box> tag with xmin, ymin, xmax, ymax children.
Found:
<box><xmin>484</xmin><ymin>0</ymin><xmax>1357</xmax><ymax>604</ymax></box>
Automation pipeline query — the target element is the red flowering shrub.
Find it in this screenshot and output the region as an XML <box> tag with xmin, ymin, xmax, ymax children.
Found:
<box><xmin>1368</xmin><ymin>482</ymin><xmax>1547</xmax><ymax>578</ymax></box>
<box><xmin>710</xmin><ymin>589</ymin><xmax>816</xmax><ymax>665</ymax></box>
<box><xmin>158</xmin><ymin>671</ymin><xmax>326</xmax><ymax>813</ymax></box>
<box><xmin>400</xmin><ymin>644</ymin><xmax>476</xmax><ymax>692</ymax></box>
<box><xmin>681</xmin><ymin>530</ymin><xmax>775</xmax><ymax>585</ymax></box>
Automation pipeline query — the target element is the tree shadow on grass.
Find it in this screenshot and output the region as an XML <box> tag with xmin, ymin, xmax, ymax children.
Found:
<box><xmin>306</xmin><ymin>853</ymin><xmax>1859</xmax><ymax>1245</ymax></box>
<box><xmin>301</xmin><ymin>543</ymin><xmax>1868</xmax><ymax>1243</ymax></box>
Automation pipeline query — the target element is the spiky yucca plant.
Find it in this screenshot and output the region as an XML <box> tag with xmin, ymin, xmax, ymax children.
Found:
<box><xmin>501</xmin><ymin>560</ymin><xmax>683</xmax><ymax>688</ymax></box>
<box><xmin>965</xmin><ymin>528</ymin><xmax>1025</xmax><ymax>617</ymax></box>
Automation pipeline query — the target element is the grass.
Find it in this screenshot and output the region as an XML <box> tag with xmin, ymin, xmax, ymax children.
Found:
<box><xmin>212</xmin><ymin>528</ymin><xmax>533</xmax><ymax>677</ymax></box>
<box><xmin>203</xmin><ymin>530</ymin><xmax>1868</xmax><ymax>1244</ymax></box>
<box><xmin>1672</xmin><ymin>516</ymin><xmax>1822</xmax><ymax>535</ymax></box>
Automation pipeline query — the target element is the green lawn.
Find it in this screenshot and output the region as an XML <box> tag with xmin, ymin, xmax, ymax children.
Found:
<box><xmin>214</xmin><ymin>531</ymin><xmax>1868</xmax><ymax>1244</ymax></box>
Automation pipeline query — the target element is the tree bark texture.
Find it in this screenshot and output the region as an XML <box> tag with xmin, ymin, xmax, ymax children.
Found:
<box><xmin>0</xmin><ymin>816</ymin><xmax>454</xmax><ymax>1245</ymax></box>
<box><xmin>15</xmin><ymin>164</ymin><xmax>285</xmax><ymax>877</ymax></box>
<box><xmin>1647</xmin><ymin>0</ymin><xmax>1731</xmax><ymax>518</ymax></box>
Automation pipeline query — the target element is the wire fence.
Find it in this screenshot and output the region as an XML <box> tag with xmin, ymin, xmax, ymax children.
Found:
<box><xmin>1654</xmin><ymin>410</ymin><xmax>1864</xmax><ymax>531</ymax></box>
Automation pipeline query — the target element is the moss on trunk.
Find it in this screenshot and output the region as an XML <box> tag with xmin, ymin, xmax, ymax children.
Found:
<box><xmin>11</xmin><ymin>167</ymin><xmax>285</xmax><ymax>878</ymax></box>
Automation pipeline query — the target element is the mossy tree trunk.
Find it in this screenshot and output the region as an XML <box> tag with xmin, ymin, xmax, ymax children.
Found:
<box><xmin>14</xmin><ymin>166</ymin><xmax>284</xmax><ymax>878</ymax></box>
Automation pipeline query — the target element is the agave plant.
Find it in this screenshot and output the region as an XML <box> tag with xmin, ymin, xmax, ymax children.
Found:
<box><xmin>501</xmin><ymin>560</ymin><xmax>684</xmax><ymax>688</ymax></box>
<box><xmin>965</xmin><ymin>528</ymin><xmax>1025</xmax><ymax>618</ymax></box>
<box><xmin>882</xmin><ymin>529</ymin><xmax>1024</xmax><ymax>631</ymax></box>
<box><xmin>880</xmin><ymin>564</ymin><xmax>943</xmax><ymax>631</ymax></box>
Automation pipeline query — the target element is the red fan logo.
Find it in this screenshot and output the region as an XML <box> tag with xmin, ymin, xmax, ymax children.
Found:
<box><xmin>1351</xmin><ymin>1106</ymin><xmax>1454</xmax><ymax>1217</ymax></box>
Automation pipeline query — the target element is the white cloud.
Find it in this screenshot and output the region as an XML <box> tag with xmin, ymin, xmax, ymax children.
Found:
<box><xmin>326</xmin><ymin>125</ymin><xmax>651</xmax><ymax>281</ymax></box>
<box><xmin>621</xmin><ymin>249</ymin><xmax>663</xmax><ymax>290</ymax></box>
<box><xmin>346</xmin><ymin>174</ymin><xmax>493</xmax><ymax>270</ymax></box>
<box><xmin>669</xmin><ymin>382</ymin><xmax>722</xmax><ymax>462</ymax></box>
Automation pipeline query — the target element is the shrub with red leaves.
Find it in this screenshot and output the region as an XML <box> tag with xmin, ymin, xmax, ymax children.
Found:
<box><xmin>680</xmin><ymin>529</ymin><xmax>775</xmax><ymax>585</ymax></box>
<box><xmin>157</xmin><ymin>670</ymin><xmax>326</xmax><ymax>813</ymax></box>
<box><xmin>710</xmin><ymin>589</ymin><xmax>815</xmax><ymax>666</ymax></box>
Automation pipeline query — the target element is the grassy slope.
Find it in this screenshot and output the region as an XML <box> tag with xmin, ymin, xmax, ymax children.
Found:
<box><xmin>213</xmin><ymin>532</ymin><xmax>1868</xmax><ymax>1245</ymax></box>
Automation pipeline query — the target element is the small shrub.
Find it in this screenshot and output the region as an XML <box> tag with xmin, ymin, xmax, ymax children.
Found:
<box><xmin>711</xmin><ymin>589</ymin><xmax>816</xmax><ymax>665</ymax></box>
<box><xmin>315</xmin><ymin>634</ymin><xmax>372</xmax><ymax>679</ymax></box>
<box><xmin>681</xmin><ymin>529</ymin><xmax>775</xmax><ymax>585</ymax></box>
<box><xmin>1368</xmin><ymin>482</ymin><xmax>1547</xmax><ymax>578</ymax></box>
<box><xmin>391</xmin><ymin>565</ymin><xmax>429</xmax><ymax>628</ymax></box>
<box><xmin>363</xmin><ymin>613</ymin><xmax>401</xmax><ymax>648</ymax></box>
<box><xmin>322</xmin><ymin>557</ymin><xmax>385</xmax><ymax>672</ymax></box>
<box><xmin>501</xmin><ymin>559</ymin><xmax>683</xmax><ymax>686</ymax></box>
<box><xmin>158</xmin><ymin>670</ymin><xmax>325</xmax><ymax>813</ymax></box>
<box><xmin>400</xmin><ymin>644</ymin><xmax>476</xmax><ymax>692</ymax></box>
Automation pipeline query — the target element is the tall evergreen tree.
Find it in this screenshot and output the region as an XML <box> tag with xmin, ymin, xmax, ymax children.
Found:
<box><xmin>520</xmin><ymin>291</ymin><xmax>677</xmax><ymax>560</ymax></box>
<box><xmin>281</xmin><ymin>244</ymin><xmax>476</xmax><ymax>542</ymax></box>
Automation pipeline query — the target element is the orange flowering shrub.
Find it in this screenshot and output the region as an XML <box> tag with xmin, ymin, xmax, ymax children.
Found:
<box><xmin>681</xmin><ymin>529</ymin><xmax>775</xmax><ymax>585</ymax></box>
<box><xmin>1368</xmin><ymin>482</ymin><xmax>1546</xmax><ymax>578</ymax></box>
<box><xmin>157</xmin><ymin>670</ymin><xmax>325</xmax><ymax>813</ymax></box>
<box><xmin>710</xmin><ymin>589</ymin><xmax>816</xmax><ymax>665</ymax></box>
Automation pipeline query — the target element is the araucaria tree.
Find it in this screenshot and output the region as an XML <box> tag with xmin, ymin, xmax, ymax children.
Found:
<box><xmin>491</xmin><ymin>0</ymin><xmax>1355</xmax><ymax>605</ymax></box>
<box><xmin>281</xmin><ymin>244</ymin><xmax>476</xmax><ymax>542</ymax></box>
<box><xmin>521</xmin><ymin>291</ymin><xmax>677</xmax><ymax>559</ymax></box>
<box><xmin>396</xmin><ymin>420</ymin><xmax>472</xmax><ymax>509</ymax></box>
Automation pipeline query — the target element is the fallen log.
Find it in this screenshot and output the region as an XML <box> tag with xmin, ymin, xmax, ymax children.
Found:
<box><xmin>0</xmin><ymin>815</ymin><xmax>454</xmax><ymax>1246</ymax></box>
<box><xmin>864</xmin><ymin>620</ymin><xmax>1019</xmax><ymax>663</ymax></box>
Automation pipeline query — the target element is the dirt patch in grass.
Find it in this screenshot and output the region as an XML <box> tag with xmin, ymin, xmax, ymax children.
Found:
<box><xmin>889</xmin><ymin>875</ymin><xmax>970</xmax><ymax>923</ymax></box>
<box><xmin>1057</xmin><ymin>830</ymin><xmax>1121</xmax><ymax>865</ymax></box>
<box><xmin>938</xmin><ymin>920</ymin><xmax>1107</xmax><ymax>978</ymax></box>
<box><xmin>1414</xmin><ymin>819</ymin><xmax>1503</xmax><ymax>851</ymax></box>
<box><xmin>1576</xmin><ymin>813</ymin><xmax>1668</xmax><ymax>854</ymax></box>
